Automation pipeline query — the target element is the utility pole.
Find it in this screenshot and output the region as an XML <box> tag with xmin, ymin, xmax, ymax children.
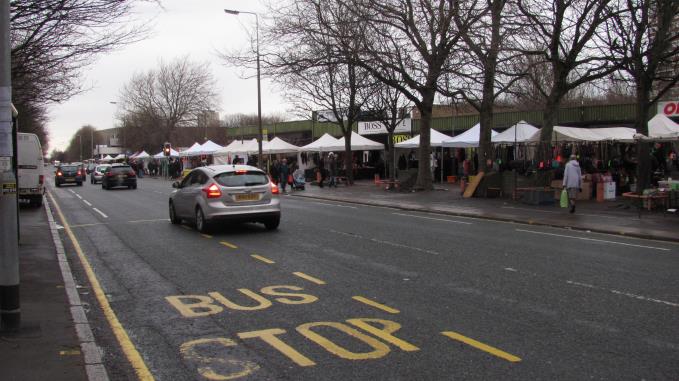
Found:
<box><xmin>0</xmin><ymin>0</ymin><xmax>20</xmax><ymax>331</ymax></box>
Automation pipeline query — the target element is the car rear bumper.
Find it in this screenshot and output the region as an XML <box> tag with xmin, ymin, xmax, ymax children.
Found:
<box><xmin>208</xmin><ymin>210</ymin><xmax>281</xmax><ymax>223</ymax></box>
<box><xmin>104</xmin><ymin>179</ymin><xmax>137</xmax><ymax>188</ymax></box>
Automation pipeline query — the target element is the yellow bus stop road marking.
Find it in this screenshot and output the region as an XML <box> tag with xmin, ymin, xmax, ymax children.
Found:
<box><xmin>441</xmin><ymin>331</ymin><xmax>521</xmax><ymax>363</ymax></box>
<box><xmin>251</xmin><ymin>254</ymin><xmax>275</xmax><ymax>264</ymax></box>
<box><xmin>200</xmin><ymin>234</ymin><xmax>212</xmax><ymax>239</ymax></box>
<box><xmin>292</xmin><ymin>272</ymin><xmax>326</xmax><ymax>285</ymax></box>
<box><xmin>352</xmin><ymin>296</ymin><xmax>400</xmax><ymax>314</ymax></box>
<box><xmin>220</xmin><ymin>241</ymin><xmax>238</xmax><ymax>249</ymax></box>
<box><xmin>48</xmin><ymin>193</ymin><xmax>155</xmax><ymax>380</ymax></box>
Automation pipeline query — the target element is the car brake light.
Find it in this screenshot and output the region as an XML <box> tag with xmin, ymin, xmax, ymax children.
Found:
<box><xmin>270</xmin><ymin>182</ymin><xmax>279</xmax><ymax>195</ymax></box>
<box><xmin>203</xmin><ymin>183</ymin><xmax>222</xmax><ymax>198</ymax></box>
<box><xmin>106</xmin><ymin>172</ymin><xmax>114</xmax><ymax>177</ymax></box>
<box><xmin>39</xmin><ymin>175</ymin><xmax>44</xmax><ymax>185</ymax></box>
<box><xmin>128</xmin><ymin>171</ymin><xmax>136</xmax><ymax>177</ymax></box>
<box><xmin>77</xmin><ymin>170</ymin><xmax>82</xmax><ymax>176</ymax></box>
<box><xmin>56</xmin><ymin>171</ymin><xmax>63</xmax><ymax>177</ymax></box>
<box><xmin>235</xmin><ymin>169</ymin><xmax>247</xmax><ymax>174</ymax></box>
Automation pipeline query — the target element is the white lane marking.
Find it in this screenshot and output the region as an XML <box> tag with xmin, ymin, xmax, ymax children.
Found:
<box><xmin>75</xmin><ymin>194</ymin><xmax>82</xmax><ymax>200</ymax></box>
<box><xmin>393</xmin><ymin>212</ymin><xmax>473</xmax><ymax>225</ymax></box>
<box><xmin>69</xmin><ymin>190</ymin><xmax>76</xmax><ymax>194</ymax></box>
<box><xmin>70</xmin><ymin>223</ymin><xmax>108</xmax><ymax>228</ymax></box>
<box><xmin>128</xmin><ymin>218</ymin><xmax>170</xmax><ymax>223</ymax></box>
<box><xmin>83</xmin><ymin>200</ymin><xmax>92</xmax><ymax>206</ymax></box>
<box><xmin>313</xmin><ymin>202</ymin><xmax>357</xmax><ymax>209</ymax></box>
<box><xmin>92</xmin><ymin>208</ymin><xmax>108</xmax><ymax>219</ymax></box>
<box><xmin>516</xmin><ymin>229</ymin><xmax>670</xmax><ymax>251</ymax></box>
<box><xmin>502</xmin><ymin>206</ymin><xmax>624</xmax><ymax>219</ymax></box>
<box><xmin>330</xmin><ymin>229</ymin><xmax>439</xmax><ymax>255</ymax></box>
<box><xmin>504</xmin><ymin>267</ymin><xmax>518</xmax><ymax>272</ymax></box>
<box><xmin>567</xmin><ymin>280</ymin><xmax>679</xmax><ymax>308</ymax></box>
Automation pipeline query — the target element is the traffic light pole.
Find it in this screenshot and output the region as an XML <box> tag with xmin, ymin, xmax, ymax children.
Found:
<box><xmin>0</xmin><ymin>0</ymin><xmax>20</xmax><ymax>331</ymax></box>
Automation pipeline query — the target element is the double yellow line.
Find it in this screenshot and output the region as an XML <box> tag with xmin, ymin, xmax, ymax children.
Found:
<box><xmin>49</xmin><ymin>193</ymin><xmax>154</xmax><ymax>381</ymax></box>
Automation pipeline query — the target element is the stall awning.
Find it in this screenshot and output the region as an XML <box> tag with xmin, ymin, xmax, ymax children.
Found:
<box><xmin>395</xmin><ymin>129</ymin><xmax>451</xmax><ymax>149</ymax></box>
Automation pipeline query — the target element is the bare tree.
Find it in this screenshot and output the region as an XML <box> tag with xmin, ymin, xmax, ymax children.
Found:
<box><xmin>604</xmin><ymin>0</ymin><xmax>679</xmax><ymax>192</ymax></box>
<box><xmin>514</xmin><ymin>0</ymin><xmax>619</xmax><ymax>162</ymax></box>
<box><xmin>221</xmin><ymin>113</ymin><xmax>287</xmax><ymax>129</ymax></box>
<box><xmin>346</xmin><ymin>0</ymin><xmax>474</xmax><ymax>190</ymax></box>
<box><xmin>238</xmin><ymin>0</ymin><xmax>375</xmax><ymax>184</ymax></box>
<box><xmin>64</xmin><ymin>125</ymin><xmax>96</xmax><ymax>162</ymax></box>
<box><xmin>118</xmin><ymin>56</ymin><xmax>220</xmax><ymax>143</ymax></box>
<box><xmin>440</xmin><ymin>0</ymin><xmax>522</xmax><ymax>172</ymax></box>
<box><xmin>366</xmin><ymin>81</ymin><xmax>412</xmax><ymax>183</ymax></box>
<box><xmin>10</xmin><ymin>0</ymin><xmax>152</xmax><ymax>150</ymax></box>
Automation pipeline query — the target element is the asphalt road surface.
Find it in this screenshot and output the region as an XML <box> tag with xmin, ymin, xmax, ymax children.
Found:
<box><xmin>45</xmin><ymin>170</ymin><xmax>679</xmax><ymax>381</ymax></box>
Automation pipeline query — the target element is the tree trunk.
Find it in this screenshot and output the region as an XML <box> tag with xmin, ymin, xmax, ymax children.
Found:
<box><xmin>478</xmin><ymin>99</ymin><xmax>494</xmax><ymax>173</ymax></box>
<box><xmin>387</xmin><ymin>130</ymin><xmax>395</xmax><ymax>182</ymax></box>
<box><xmin>343</xmin><ymin>126</ymin><xmax>354</xmax><ymax>185</ymax></box>
<box><xmin>635</xmin><ymin>83</ymin><xmax>652</xmax><ymax>193</ymax></box>
<box><xmin>415</xmin><ymin>96</ymin><xmax>434</xmax><ymax>190</ymax></box>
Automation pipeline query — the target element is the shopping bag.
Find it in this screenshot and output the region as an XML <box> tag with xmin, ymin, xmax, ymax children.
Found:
<box><xmin>288</xmin><ymin>174</ymin><xmax>293</xmax><ymax>185</ymax></box>
<box><xmin>560</xmin><ymin>189</ymin><xmax>569</xmax><ymax>208</ymax></box>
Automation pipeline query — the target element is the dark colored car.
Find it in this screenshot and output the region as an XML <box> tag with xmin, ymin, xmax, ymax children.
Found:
<box><xmin>101</xmin><ymin>164</ymin><xmax>137</xmax><ymax>190</ymax></box>
<box><xmin>55</xmin><ymin>165</ymin><xmax>83</xmax><ymax>187</ymax></box>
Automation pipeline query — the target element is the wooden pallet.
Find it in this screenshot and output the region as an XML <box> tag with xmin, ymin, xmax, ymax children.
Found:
<box><xmin>463</xmin><ymin>172</ymin><xmax>484</xmax><ymax>198</ymax></box>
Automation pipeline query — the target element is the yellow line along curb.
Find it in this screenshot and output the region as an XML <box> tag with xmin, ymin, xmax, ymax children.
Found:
<box><xmin>49</xmin><ymin>193</ymin><xmax>155</xmax><ymax>381</ymax></box>
<box><xmin>292</xmin><ymin>272</ymin><xmax>326</xmax><ymax>285</ymax></box>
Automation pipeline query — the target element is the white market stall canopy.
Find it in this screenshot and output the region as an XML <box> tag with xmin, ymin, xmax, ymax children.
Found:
<box><xmin>528</xmin><ymin>126</ymin><xmax>637</xmax><ymax>143</ymax></box>
<box><xmin>101</xmin><ymin>155</ymin><xmax>114</xmax><ymax>162</ymax></box>
<box><xmin>492</xmin><ymin>121</ymin><xmax>539</xmax><ymax>144</ymax></box>
<box><xmin>153</xmin><ymin>148</ymin><xmax>179</xmax><ymax>158</ymax></box>
<box><xmin>648</xmin><ymin>114</ymin><xmax>679</xmax><ymax>140</ymax></box>
<box><xmin>442</xmin><ymin>124</ymin><xmax>499</xmax><ymax>148</ymax></box>
<box><xmin>113</xmin><ymin>154</ymin><xmax>126</xmax><ymax>160</ymax></box>
<box><xmin>199</xmin><ymin>140</ymin><xmax>223</xmax><ymax>155</ymax></box>
<box><xmin>134</xmin><ymin>151</ymin><xmax>150</xmax><ymax>159</ymax></box>
<box><xmin>336</xmin><ymin>132</ymin><xmax>385</xmax><ymax>151</ymax></box>
<box><xmin>300</xmin><ymin>133</ymin><xmax>342</xmax><ymax>152</ymax></box>
<box><xmin>395</xmin><ymin>128</ymin><xmax>451</xmax><ymax>149</ymax></box>
<box><xmin>214</xmin><ymin>139</ymin><xmax>259</xmax><ymax>156</ymax></box>
<box><xmin>264</xmin><ymin>137</ymin><xmax>301</xmax><ymax>154</ymax></box>
<box><xmin>180</xmin><ymin>142</ymin><xmax>203</xmax><ymax>157</ymax></box>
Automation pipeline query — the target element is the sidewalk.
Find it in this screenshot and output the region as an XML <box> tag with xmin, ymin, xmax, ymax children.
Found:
<box><xmin>0</xmin><ymin>202</ymin><xmax>89</xmax><ymax>381</ymax></box>
<box><xmin>289</xmin><ymin>180</ymin><xmax>679</xmax><ymax>243</ymax></box>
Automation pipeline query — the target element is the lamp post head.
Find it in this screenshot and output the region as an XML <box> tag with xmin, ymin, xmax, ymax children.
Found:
<box><xmin>224</xmin><ymin>9</ymin><xmax>240</xmax><ymax>15</ymax></box>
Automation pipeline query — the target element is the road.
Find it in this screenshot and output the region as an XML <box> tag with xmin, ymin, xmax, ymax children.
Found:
<box><xmin>45</xmin><ymin>171</ymin><xmax>679</xmax><ymax>380</ymax></box>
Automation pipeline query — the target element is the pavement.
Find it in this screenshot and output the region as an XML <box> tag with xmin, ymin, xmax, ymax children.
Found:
<box><xmin>2</xmin><ymin>178</ymin><xmax>677</xmax><ymax>380</ymax></box>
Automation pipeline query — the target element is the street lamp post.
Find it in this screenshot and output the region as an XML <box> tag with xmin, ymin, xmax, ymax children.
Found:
<box><xmin>78</xmin><ymin>135</ymin><xmax>82</xmax><ymax>162</ymax></box>
<box><xmin>224</xmin><ymin>8</ymin><xmax>263</xmax><ymax>168</ymax></box>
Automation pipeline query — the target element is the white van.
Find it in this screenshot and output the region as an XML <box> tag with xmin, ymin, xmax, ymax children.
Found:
<box><xmin>17</xmin><ymin>132</ymin><xmax>45</xmax><ymax>207</ymax></box>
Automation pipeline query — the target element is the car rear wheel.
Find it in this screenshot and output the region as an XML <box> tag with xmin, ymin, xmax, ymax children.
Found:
<box><xmin>195</xmin><ymin>207</ymin><xmax>209</xmax><ymax>233</ymax></box>
<box><xmin>169</xmin><ymin>202</ymin><xmax>181</xmax><ymax>224</ymax></box>
<box><xmin>264</xmin><ymin>217</ymin><xmax>280</xmax><ymax>230</ymax></box>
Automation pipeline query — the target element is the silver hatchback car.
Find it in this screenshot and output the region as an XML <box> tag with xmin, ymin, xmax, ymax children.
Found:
<box><xmin>169</xmin><ymin>165</ymin><xmax>281</xmax><ymax>232</ymax></box>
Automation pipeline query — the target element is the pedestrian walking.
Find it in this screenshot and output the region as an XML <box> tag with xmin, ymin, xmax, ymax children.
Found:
<box><xmin>279</xmin><ymin>158</ymin><xmax>290</xmax><ymax>193</ymax></box>
<box><xmin>563</xmin><ymin>154</ymin><xmax>582</xmax><ymax>214</ymax></box>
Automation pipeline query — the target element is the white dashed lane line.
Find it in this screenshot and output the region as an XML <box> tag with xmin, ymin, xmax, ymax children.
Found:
<box><xmin>393</xmin><ymin>212</ymin><xmax>473</xmax><ymax>225</ymax></box>
<box><xmin>83</xmin><ymin>200</ymin><xmax>92</xmax><ymax>207</ymax></box>
<box><xmin>516</xmin><ymin>229</ymin><xmax>670</xmax><ymax>251</ymax></box>
<box><xmin>92</xmin><ymin>208</ymin><xmax>109</xmax><ymax>219</ymax></box>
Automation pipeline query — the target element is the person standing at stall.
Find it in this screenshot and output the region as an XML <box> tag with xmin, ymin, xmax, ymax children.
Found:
<box><xmin>563</xmin><ymin>154</ymin><xmax>582</xmax><ymax>214</ymax></box>
<box><xmin>279</xmin><ymin>158</ymin><xmax>290</xmax><ymax>194</ymax></box>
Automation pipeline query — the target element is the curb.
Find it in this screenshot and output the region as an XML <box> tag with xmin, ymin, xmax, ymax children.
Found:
<box><xmin>289</xmin><ymin>193</ymin><xmax>679</xmax><ymax>244</ymax></box>
<box><xmin>44</xmin><ymin>194</ymin><xmax>110</xmax><ymax>381</ymax></box>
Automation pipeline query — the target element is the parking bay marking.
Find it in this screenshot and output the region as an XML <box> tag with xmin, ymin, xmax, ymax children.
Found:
<box><xmin>352</xmin><ymin>296</ymin><xmax>400</xmax><ymax>314</ymax></box>
<box><xmin>293</xmin><ymin>272</ymin><xmax>326</xmax><ymax>285</ymax></box>
<box><xmin>252</xmin><ymin>254</ymin><xmax>275</xmax><ymax>264</ymax></box>
<box><xmin>441</xmin><ymin>331</ymin><xmax>521</xmax><ymax>363</ymax></box>
<box><xmin>220</xmin><ymin>241</ymin><xmax>238</xmax><ymax>249</ymax></box>
<box><xmin>516</xmin><ymin>229</ymin><xmax>670</xmax><ymax>251</ymax></box>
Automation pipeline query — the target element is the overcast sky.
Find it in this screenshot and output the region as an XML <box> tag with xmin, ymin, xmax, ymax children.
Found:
<box><xmin>46</xmin><ymin>0</ymin><xmax>288</xmax><ymax>152</ymax></box>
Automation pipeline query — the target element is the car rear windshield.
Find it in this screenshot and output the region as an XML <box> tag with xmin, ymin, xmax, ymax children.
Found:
<box><xmin>214</xmin><ymin>171</ymin><xmax>269</xmax><ymax>187</ymax></box>
<box><xmin>111</xmin><ymin>166</ymin><xmax>132</xmax><ymax>174</ymax></box>
<box><xmin>60</xmin><ymin>166</ymin><xmax>77</xmax><ymax>171</ymax></box>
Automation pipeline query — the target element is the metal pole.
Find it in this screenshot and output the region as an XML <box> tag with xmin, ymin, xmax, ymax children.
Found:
<box><xmin>255</xmin><ymin>13</ymin><xmax>263</xmax><ymax>169</ymax></box>
<box><xmin>79</xmin><ymin>135</ymin><xmax>82</xmax><ymax>162</ymax></box>
<box><xmin>0</xmin><ymin>0</ymin><xmax>20</xmax><ymax>331</ymax></box>
<box><xmin>90</xmin><ymin>128</ymin><xmax>94</xmax><ymax>160</ymax></box>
